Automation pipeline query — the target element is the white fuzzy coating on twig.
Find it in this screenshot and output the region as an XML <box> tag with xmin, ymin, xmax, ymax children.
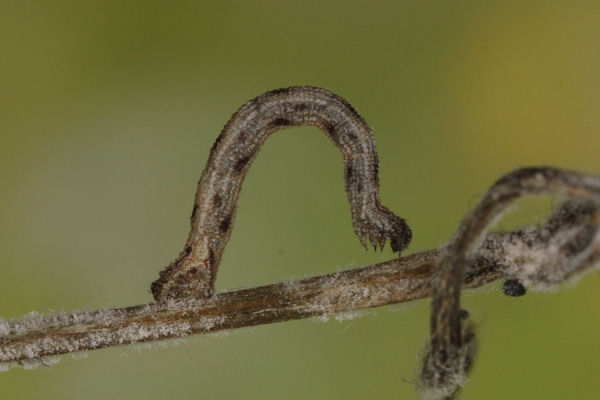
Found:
<box><xmin>1</xmin><ymin>198</ymin><xmax>599</xmax><ymax>374</ymax></box>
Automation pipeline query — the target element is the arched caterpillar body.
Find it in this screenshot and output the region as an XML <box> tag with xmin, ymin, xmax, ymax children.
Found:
<box><xmin>151</xmin><ymin>86</ymin><xmax>411</xmax><ymax>302</ymax></box>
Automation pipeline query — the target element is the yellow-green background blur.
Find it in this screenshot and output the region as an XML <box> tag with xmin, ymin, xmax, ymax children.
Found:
<box><xmin>1</xmin><ymin>1</ymin><xmax>599</xmax><ymax>399</ymax></box>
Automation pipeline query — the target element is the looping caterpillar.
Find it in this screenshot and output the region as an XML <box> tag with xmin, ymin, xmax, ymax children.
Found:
<box><xmin>151</xmin><ymin>86</ymin><xmax>412</xmax><ymax>302</ymax></box>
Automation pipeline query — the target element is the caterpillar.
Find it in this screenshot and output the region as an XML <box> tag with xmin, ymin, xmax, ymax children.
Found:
<box><xmin>151</xmin><ymin>86</ymin><xmax>411</xmax><ymax>302</ymax></box>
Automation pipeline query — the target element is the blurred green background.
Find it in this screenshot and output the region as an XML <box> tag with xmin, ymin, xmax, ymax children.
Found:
<box><xmin>1</xmin><ymin>1</ymin><xmax>599</xmax><ymax>399</ymax></box>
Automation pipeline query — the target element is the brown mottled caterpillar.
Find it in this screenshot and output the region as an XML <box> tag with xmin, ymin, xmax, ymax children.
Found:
<box><xmin>151</xmin><ymin>86</ymin><xmax>412</xmax><ymax>302</ymax></box>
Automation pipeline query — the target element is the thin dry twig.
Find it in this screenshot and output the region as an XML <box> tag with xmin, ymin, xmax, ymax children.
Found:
<box><xmin>1</xmin><ymin>191</ymin><xmax>599</xmax><ymax>375</ymax></box>
<box><xmin>0</xmin><ymin>250</ymin><xmax>487</xmax><ymax>368</ymax></box>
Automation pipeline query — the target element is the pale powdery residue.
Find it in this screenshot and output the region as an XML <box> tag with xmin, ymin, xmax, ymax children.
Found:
<box><xmin>71</xmin><ymin>352</ymin><xmax>89</xmax><ymax>360</ymax></box>
<box><xmin>1</xmin><ymin>308</ymin><xmax>129</xmax><ymax>339</ymax></box>
<box><xmin>312</xmin><ymin>314</ymin><xmax>330</xmax><ymax>323</ymax></box>
<box><xmin>0</xmin><ymin>306</ymin><xmax>194</xmax><ymax>367</ymax></box>
<box><xmin>388</xmin><ymin>277</ymin><xmax>414</xmax><ymax>298</ymax></box>
<box><xmin>503</xmin><ymin>227</ymin><xmax>600</xmax><ymax>292</ymax></box>
<box><xmin>205</xmin><ymin>330</ymin><xmax>231</xmax><ymax>338</ymax></box>
<box><xmin>40</xmin><ymin>355</ymin><xmax>62</xmax><ymax>367</ymax></box>
<box><xmin>18</xmin><ymin>359</ymin><xmax>38</xmax><ymax>370</ymax></box>
<box><xmin>419</xmin><ymin>341</ymin><xmax>475</xmax><ymax>400</ymax></box>
<box><xmin>158</xmin><ymin>297</ymin><xmax>211</xmax><ymax>314</ymax></box>
<box><xmin>338</xmin><ymin>285</ymin><xmax>374</xmax><ymax>308</ymax></box>
<box><xmin>420</xmin><ymin>374</ymin><xmax>470</xmax><ymax>400</ymax></box>
<box><xmin>114</xmin><ymin>320</ymin><xmax>193</xmax><ymax>345</ymax></box>
<box><xmin>305</xmin><ymin>282</ymin><xmax>372</xmax><ymax>317</ymax></box>
<box><xmin>304</xmin><ymin>271</ymin><xmax>420</xmax><ymax>324</ymax></box>
<box><xmin>0</xmin><ymin>356</ymin><xmax>61</xmax><ymax>372</ymax></box>
<box><xmin>301</xmin><ymin>268</ymin><xmax>419</xmax><ymax>322</ymax></box>
<box><xmin>20</xmin><ymin>356</ymin><xmax>62</xmax><ymax>370</ymax></box>
<box><xmin>334</xmin><ymin>310</ymin><xmax>366</xmax><ymax>322</ymax></box>
<box><xmin>4</xmin><ymin>311</ymin><xmax>40</xmax><ymax>337</ymax></box>
<box><xmin>191</xmin><ymin>315</ymin><xmax>227</xmax><ymax>332</ymax></box>
<box><xmin>469</xmin><ymin>202</ymin><xmax>520</xmax><ymax>255</ymax></box>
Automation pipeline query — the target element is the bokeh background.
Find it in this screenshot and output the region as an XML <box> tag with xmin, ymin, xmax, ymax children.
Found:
<box><xmin>1</xmin><ymin>1</ymin><xmax>599</xmax><ymax>399</ymax></box>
